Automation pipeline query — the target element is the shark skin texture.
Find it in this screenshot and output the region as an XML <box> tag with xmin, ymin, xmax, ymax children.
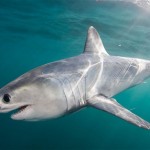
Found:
<box><xmin>0</xmin><ymin>26</ymin><xmax>150</xmax><ymax>129</ymax></box>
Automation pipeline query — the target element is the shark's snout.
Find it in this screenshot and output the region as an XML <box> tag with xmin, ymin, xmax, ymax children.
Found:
<box><xmin>0</xmin><ymin>102</ymin><xmax>33</xmax><ymax>120</ymax></box>
<box><xmin>0</xmin><ymin>106</ymin><xmax>14</xmax><ymax>113</ymax></box>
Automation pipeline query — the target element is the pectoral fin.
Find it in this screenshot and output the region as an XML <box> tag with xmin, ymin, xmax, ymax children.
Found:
<box><xmin>87</xmin><ymin>95</ymin><xmax>150</xmax><ymax>130</ymax></box>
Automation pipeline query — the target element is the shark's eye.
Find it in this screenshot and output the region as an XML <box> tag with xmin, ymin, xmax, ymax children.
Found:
<box><xmin>3</xmin><ymin>94</ymin><xmax>11</xmax><ymax>103</ymax></box>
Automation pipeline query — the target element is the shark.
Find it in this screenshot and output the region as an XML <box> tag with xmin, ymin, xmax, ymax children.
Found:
<box><xmin>0</xmin><ymin>26</ymin><xmax>150</xmax><ymax>129</ymax></box>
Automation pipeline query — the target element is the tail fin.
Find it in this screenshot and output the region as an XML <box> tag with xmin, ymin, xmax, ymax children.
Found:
<box><xmin>83</xmin><ymin>26</ymin><xmax>109</xmax><ymax>56</ymax></box>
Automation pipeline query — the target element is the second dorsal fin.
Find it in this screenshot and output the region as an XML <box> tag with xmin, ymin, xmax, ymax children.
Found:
<box><xmin>83</xmin><ymin>26</ymin><xmax>109</xmax><ymax>56</ymax></box>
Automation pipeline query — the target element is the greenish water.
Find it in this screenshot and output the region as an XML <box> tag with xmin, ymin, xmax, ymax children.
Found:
<box><xmin>0</xmin><ymin>0</ymin><xmax>150</xmax><ymax>149</ymax></box>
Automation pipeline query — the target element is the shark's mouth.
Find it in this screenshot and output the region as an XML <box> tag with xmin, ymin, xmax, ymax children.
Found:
<box><xmin>11</xmin><ymin>105</ymin><xmax>31</xmax><ymax>120</ymax></box>
<box><xmin>18</xmin><ymin>105</ymin><xmax>29</xmax><ymax>112</ymax></box>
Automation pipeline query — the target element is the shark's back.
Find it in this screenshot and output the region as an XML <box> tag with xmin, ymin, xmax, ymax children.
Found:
<box><xmin>89</xmin><ymin>56</ymin><xmax>140</xmax><ymax>98</ymax></box>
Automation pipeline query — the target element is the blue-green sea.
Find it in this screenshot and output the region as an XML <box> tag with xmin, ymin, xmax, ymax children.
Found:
<box><xmin>0</xmin><ymin>0</ymin><xmax>150</xmax><ymax>149</ymax></box>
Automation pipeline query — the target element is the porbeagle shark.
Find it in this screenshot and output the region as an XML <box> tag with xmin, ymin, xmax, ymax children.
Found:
<box><xmin>0</xmin><ymin>26</ymin><xmax>150</xmax><ymax>129</ymax></box>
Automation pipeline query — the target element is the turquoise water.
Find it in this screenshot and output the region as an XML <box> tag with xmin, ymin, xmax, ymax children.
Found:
<box><xmin>0</xmin><ymin>0</ymin><xmax>150</xmax><ymax>149</ymax></box>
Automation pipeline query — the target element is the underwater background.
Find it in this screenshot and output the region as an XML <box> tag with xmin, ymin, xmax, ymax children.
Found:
<box><xmin>0</xmin><ymin>0</ymin><xmax>150</xmax><ymax>149</ymax></box>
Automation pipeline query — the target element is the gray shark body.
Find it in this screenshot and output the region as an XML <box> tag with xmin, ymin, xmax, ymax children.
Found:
<box><xmin>0</xmin><ymin>26</ymin><xmax>150</xmax><ymax>129</ymax></box>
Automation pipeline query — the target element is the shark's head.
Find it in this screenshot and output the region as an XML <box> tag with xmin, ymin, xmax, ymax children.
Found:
<box><xmin>0</xmin><ymin>73</ymin><xmax>67</xmax><ymax>121</ymax></box>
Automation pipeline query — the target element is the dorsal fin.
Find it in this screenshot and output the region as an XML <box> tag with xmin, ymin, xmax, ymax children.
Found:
<box><xmin>83</xmin><ymin>26</ymin><xmax>109</xmax><ymax>56</ymax></box>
